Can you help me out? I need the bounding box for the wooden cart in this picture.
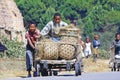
[33,25,83,76]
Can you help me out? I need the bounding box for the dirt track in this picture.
[0,58,110,79]
[3,72,120,80]
[0,58,27,79]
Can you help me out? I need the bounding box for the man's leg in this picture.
[93,54,97,63]
[26,50,33,77]
[93,48,98,63]
[3,50,7,58]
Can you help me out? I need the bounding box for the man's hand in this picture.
[95,47,98,49]
[33,33,40,39]
[25,34,30,39]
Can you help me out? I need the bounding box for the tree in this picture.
[15,0,46,29]
[15,0,120,51]
[84,18,94,38]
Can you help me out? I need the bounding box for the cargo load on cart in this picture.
[34,25,83,76]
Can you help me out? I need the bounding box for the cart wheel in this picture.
[41,61,48,76]
[41,68,48,76]
[117,63,120,71]
[66,62,71,71]
[112,62,116,71]
[33,61,40,77]
[75,61,81,76]
[53,71,58,76]
[117,68,119,71]
[36,64,40,76]
[49,70,52,76]
[111,67,116,71]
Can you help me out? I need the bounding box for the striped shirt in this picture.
[41,21,68,37]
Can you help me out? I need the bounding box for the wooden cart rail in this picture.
[39,59,76,65]
[35,41,80,47]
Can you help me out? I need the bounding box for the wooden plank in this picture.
[40,59,76,64]
[36,41,80,46]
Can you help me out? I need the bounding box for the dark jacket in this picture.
[93,39,100,48]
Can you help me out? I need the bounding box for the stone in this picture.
[0,0,26,43]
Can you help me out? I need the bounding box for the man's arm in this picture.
[110,41,116,51]
[41,21,52,36]
[61,21,68,26]
[28,37,35,49]
[98,40,101,47]
[25,33,35,49]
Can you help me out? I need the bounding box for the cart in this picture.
[33,25,83,76]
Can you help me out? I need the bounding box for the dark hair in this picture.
[86,37,91,42]
[53,13,61,19]
[115,33,120,38]
[28,21,37,28]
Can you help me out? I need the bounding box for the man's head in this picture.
[94,34,99,40]
[28,22,37,33]
[53,13,61,23]
[115,33,120,40]
[86,37,91,42]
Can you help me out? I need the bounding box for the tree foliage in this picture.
[15,0,120,51]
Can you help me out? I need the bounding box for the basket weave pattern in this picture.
[36,42,44,59]
[43,42,58,60]
[59,37,77,59]
[59,44,75,60]
[61,37,78,44]
[36,37,77,60]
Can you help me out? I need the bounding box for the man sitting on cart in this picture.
[41,13,68,41]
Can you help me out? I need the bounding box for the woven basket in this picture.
[35,42,44,59]
[36,39,58,60]
[59,44,75,60]
[58,25,80,37]
[61,37,78,44]
[59,36,77,59]
[43,42,58,60]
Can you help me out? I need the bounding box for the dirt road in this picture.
[2,72,120,80]
[0,58,110,79]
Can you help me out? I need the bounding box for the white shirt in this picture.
[84,42,92,55]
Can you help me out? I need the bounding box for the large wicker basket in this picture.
[36,39,58,60]
[59,44,75,60]
[43,42,58,60]
[35,42,44,59]
[58,36,77,60]
[58,24,80,37]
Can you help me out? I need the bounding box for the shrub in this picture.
[1,37,25,58]
[98,49,109,59]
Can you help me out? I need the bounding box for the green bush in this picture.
[1,37,26,58]
[98,49,109,59]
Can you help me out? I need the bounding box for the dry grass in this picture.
[83,58,110,73]
[0,58,110,79]
[0,58,27,78]
[0,70,27,78]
